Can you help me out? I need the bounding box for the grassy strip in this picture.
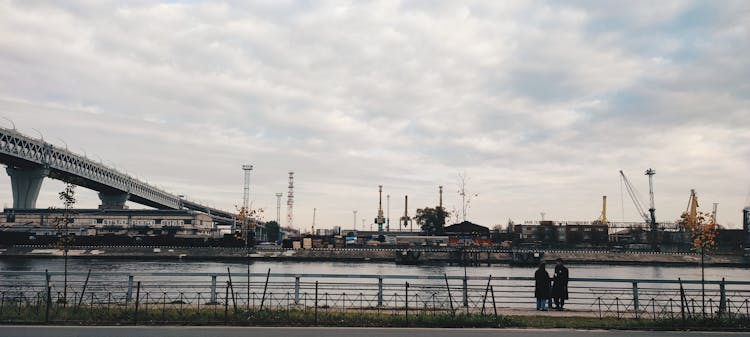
[1,305,749,330]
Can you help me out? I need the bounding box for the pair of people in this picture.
[534,258,569,311]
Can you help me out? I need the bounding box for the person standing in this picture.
[551,257,569,311]
[534,262,551,311]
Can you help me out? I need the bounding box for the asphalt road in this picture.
[1,327,749,337]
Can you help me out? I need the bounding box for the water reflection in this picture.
[0,258,747,282]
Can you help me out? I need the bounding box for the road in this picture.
[1,326,748,337]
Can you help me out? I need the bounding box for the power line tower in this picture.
[287,172,294,228]
[275,193,283,223]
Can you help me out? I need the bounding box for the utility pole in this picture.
[312,208,316,235]
[353,210,357,230]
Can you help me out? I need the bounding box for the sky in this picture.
[0,1,748,231]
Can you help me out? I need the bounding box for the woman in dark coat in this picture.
[551,258,569,310]
[534,262,551,311]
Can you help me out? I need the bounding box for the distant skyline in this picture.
[0,1,748,230]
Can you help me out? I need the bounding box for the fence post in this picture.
[462,275,469,308]
[314,281,319,326]
[134,281,141,325]
[126,275,134,304]
[378,276,383,307]
[615,297,620,319]
[679,278,686,327]
[490,285,497,320]
[405,282,409,325]
[719,277,726,316]
[260,268,270,311]
[444,274,454,316]
[632,281,639,319]
[210,275,217,304]
[294,276,300,305]
[224,282,229,325]
[227,268,237,311]
[77,269,91,309]
[481,275,491,315]
[45,269,51,323]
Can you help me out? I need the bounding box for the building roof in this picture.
[445,221,489,234]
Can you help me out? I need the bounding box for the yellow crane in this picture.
[686,189,699,228]
[596,195,607,224]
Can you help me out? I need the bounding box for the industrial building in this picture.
[0,208,247,246]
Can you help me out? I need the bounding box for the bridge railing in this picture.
[0,271,748,324]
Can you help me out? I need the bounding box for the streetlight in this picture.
[353,210,357,230]
[1,116,16,131]
[31,128,44,141]
[56,138,69,151]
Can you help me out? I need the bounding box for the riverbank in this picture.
[1,246,747,267]
[1,306,749,331]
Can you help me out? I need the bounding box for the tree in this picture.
[52,183,76,305]
[236,206,263,246]
[678,209,718,315]
[415,206,450,235]
[265,221,281,242]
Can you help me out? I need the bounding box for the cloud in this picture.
[0,1,748,229]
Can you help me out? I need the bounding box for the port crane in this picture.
[620,169,659,250]
[619,170,651,223]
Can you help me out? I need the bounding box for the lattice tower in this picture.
[287,172,294,228]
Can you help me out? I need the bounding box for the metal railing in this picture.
[0,271,748,324]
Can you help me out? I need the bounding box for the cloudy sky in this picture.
[1,1,748,231]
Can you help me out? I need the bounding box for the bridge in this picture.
[0,127,235,224]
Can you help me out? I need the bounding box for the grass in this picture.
[1,303,749,331]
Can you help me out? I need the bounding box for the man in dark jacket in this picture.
[551,258,569,310]
[534,262,551,311]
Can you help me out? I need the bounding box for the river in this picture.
[1,258,748,281]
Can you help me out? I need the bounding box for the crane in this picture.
[645,168,657,236]
[711,203,718,225]
[619,170,650,223]
[685,189,699,228]
[596,195,608,224]
[621,169,660,250]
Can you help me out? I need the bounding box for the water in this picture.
[1,258,747,282]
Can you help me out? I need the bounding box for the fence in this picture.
[1,270,748,325]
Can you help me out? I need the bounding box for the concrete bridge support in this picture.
[6,166,49,209]
[98,192,130,209]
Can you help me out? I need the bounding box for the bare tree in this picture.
[53,183,76,305]
[456,172,478,222]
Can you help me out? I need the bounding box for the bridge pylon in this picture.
[6,166,49,209]
[98,192,130,209]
